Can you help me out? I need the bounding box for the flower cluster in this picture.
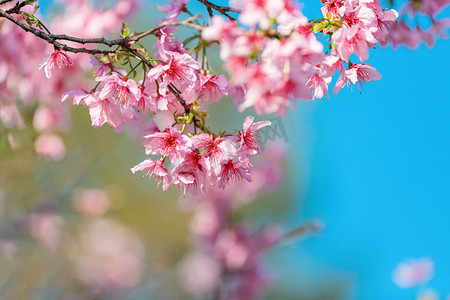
[131,116,270,193]
[202,0,398,115]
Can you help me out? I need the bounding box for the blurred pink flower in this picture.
[29,212,64,251]
[34,133,66,162]
[69,219,145,292]
[392,257,434,288]
[178,252,221,295]
[73,188,111,218]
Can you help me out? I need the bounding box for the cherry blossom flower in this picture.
[143,127,192,160]
[198,73,229,103]
[232,0,285,30]
[307,66,332,99]
[332,26,378,61]
[171,150,210,193]
[84,92,124,129]
[321,0,345,18]
[96,73,140,107]
[147,52,200,92]
[39,49,73,79]
[131,158,170,190]
[238,116,271,156]
[191,133,237,168]
[156,0,188,16]
[216,159,252,189]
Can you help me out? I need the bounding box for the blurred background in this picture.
[1,0,449,299]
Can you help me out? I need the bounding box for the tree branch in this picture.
[0,8,117,54]
[0,9,204,54]
[195,0,240,21]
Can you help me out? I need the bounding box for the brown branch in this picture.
[196,0,240,21]
[0,8,116,54]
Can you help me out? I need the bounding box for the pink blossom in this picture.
[61,89,91,105]
[340,2,378,29]
[320,0,344,18]
[201,16,239,60]
[392,257,434,288]
[171,150,209,193]
[143,127,192,160]
[307,66,332,99]
[156,15,187,60]
[156,0,188,15]
[335,62,382,93]
[138,80,169,115]
[199,73,229,103]
[216,159,252,189]
[131,158,170,190]
[84,92,124,129]
[238,116,271,156]
[147,52,200,92]
[96,73,140,107]
[232,0,285,29]
[39,49,73,79]
[192,133,237,167]
[321,49,343,78]
[332,26,377,61]
[34,133,66,162]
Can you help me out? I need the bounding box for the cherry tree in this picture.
[0,0,449,299]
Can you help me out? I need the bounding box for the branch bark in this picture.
[0,9,203,54]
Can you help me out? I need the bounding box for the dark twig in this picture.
[5,0,26,14]
[195,0,240,21]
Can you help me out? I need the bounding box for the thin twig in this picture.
[50,15,204,46]
[5,0,26,14]
[196,0,240,21]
